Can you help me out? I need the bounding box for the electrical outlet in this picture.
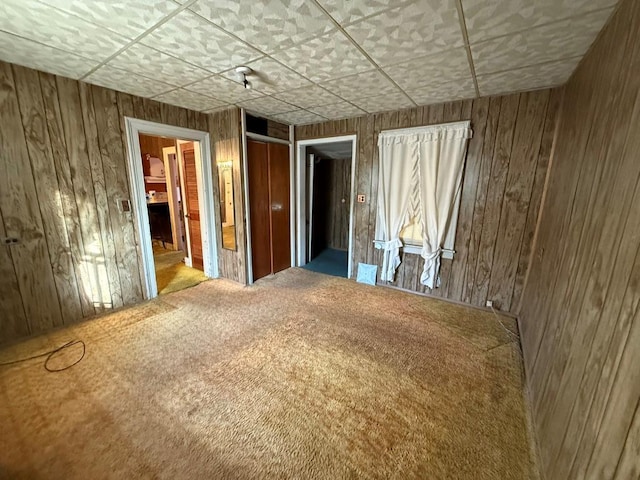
[486,300,493,308]
[357,194,366,203]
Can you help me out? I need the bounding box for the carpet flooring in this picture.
[154,248,207,295]
[0,269,535,480]
[303,248,348,278]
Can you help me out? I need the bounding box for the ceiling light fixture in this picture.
[235,66,253,89]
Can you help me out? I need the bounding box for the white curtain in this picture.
[374,138,416,282]
[417,123,471,288]
[375,121,472,287]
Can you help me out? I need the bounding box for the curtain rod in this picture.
[379,120,471,136]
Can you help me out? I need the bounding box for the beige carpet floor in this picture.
[0,268,536,480]
[154,248,207,295]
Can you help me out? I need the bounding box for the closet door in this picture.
[247,140,271,281]
[181,144,203,270]
[268,142,291,274]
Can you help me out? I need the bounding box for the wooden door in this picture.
[330,158,351,251]
[268,142,291,274]
[248,140,272,281]
[180,143,203,270]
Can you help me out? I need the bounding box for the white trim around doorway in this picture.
[124,117,219,299]
[295,135,358,279]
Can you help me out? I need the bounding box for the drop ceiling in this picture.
[0,0,618,124]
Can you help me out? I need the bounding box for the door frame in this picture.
[307,153,315,257]
[295,135,357,278]
[161,146,185,252]
[176,140,194,267]
[124,117,219,299]
[240,108,295,284]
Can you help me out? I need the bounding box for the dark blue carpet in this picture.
[302,248,348,278]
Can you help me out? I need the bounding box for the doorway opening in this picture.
[125,119,218,299]
[295,136,357,278]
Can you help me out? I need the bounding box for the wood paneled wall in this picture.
[0,60,245,344]
[296,89,561,312]
[209,107,247,284]
[518,0,640,478]
[324,158,351,251]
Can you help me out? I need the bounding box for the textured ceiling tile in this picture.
[142,10,262,73]
[154,89,228,111]
[462,0,618,44]
[274,85,342,108]
[346,0,464,66]
[472,8,614,75]
[351,91,415,113]
[319,70,399,102]
[37,0,179,39]
[108,44,212,87]
[383,47,471,90]
[238,96,296,115]
[186,75,262,104]
[0,31,98,79]
[189,0,335,53]
[0,0,130,61]
[316,0,409,25]
[309,102,367,120]
[85,65,175,97]
[406,78,477,106]
[476,58,578,96]
[271,110,327,125]
[221,57,312,95]
[271,31,373,83]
